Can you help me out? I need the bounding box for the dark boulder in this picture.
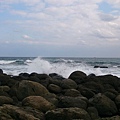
[48,84,62,94]
[19,73,29,80]
[104,91,116,100]
[0,69,3,74]
[115,95,120,109]
[0,86,10,96]
[68,71,87,84]
[0,104,42,120]
[9,80,49,101]
[58,96,87,109]
[97,75,120,91]
[94,66,108,68]
[60,79,77,89]
[64,89,81,97]
[87,107,99,120]
[0,74,17,87]
[82,81,104,93]
[29,73,51,87]
[45,107,91,120]
[0,96,13,105]
[22,96,55,112]
[49,73,64,80]
[89,93,118,117]
[78,85,95,99]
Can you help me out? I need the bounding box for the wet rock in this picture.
[0,108,13,120]
[45,107,91,120]
[97,75,120,91]
[44,93,58,106]
[82,81,104,93]
[58,96,87,109]
[0,104,41,120]
[0,69,3,74]
[34,73,51,87]
[48,84,62,93]
[49,79,62,87]
[115,95,120,109]
[0,86,10,96]
[78,85,95,99]
[87,107,99,120]
[0,96,13,105]
[22,96,55,112]
[68,71,87,84]
[9,80,49,100]
[104,91,116,100]
[49,73,64,80]
[0,74,17,87]
[96,115,120,120]
[60,79,77,89]
[29,73,51,87]
[64,89,81,97]
[19,73,29,80]
[89,93,118,117]
[94,66,108,68]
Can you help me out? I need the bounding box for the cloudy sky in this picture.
[0,0,120,57]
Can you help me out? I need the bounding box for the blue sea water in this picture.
[0,57,120,78]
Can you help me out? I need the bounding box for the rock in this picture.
[0,74,17,87]
[78,85,95,99]
[48,84,62,93]
[97,75,120,91]
[28,73,51,87]
[87,107,99,120]
[30,73,51,87]
[64,89,81,97]
[82,81,104,93]
[19,73,29,80]
[49,73,64,80]
[0,86,10,92]
[49,79,62,86]
[45,107,91,120]
[0,109,13,120]
[115,95,120,109]
[89,93,118,117]
[68,71,87,84]
[96,115,120,120]
[0,104,41,120]
[0,86,10,96]
[58,96,87,109]
[94,66,108,68]
[9,80,49,100]
[104,91,116,100]
[60,79,77,89]
[0,69,3,74]
[44,93,58,106]
[0,96,13,105]
[22,96,55,112]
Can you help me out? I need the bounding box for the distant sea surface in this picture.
[0,57,120,78]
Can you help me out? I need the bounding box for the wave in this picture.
[0,60,16,65]
[1,57,120,78]
[26,57,109,78]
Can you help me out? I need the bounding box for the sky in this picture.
[0,0,120,57]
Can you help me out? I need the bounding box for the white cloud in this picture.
[106,0,120,8]
[0,0,120,48]
[22,35,31,39]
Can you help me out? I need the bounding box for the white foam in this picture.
[26,57,117,78]
[1,57,120,78]
[0,60,15,65]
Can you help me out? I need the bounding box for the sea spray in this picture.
[0,57,120,77]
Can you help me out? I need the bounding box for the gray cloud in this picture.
[0,0,120,55]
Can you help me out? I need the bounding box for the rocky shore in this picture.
[1,69,120,120]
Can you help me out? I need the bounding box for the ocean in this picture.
[0,57,120,78]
